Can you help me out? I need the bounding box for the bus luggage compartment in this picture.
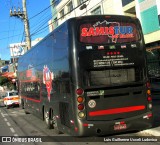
[85,84,147,121]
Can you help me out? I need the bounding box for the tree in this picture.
[0,76,14,90]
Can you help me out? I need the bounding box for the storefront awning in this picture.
[1,72,16,79]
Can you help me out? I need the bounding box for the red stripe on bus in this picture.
[20,79,41,83]
[22,96,41,103]
[89,105,145,117]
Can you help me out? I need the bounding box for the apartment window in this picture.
[78,0,86,5]
[52,0,61,7]
[91,6,101,15]
[59,9,64,19]
[67,1,73,13]
[54,17,58,26]
[122,0,134,7]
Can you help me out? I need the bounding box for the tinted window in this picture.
[89,68,135,86]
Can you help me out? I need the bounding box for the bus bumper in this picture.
[75,112,152,136]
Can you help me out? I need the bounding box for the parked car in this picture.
[3,91,20,109]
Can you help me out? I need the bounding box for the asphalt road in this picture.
[0,102,159,145]
[152,99,160,128]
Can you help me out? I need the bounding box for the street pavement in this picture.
[0,93,160,138]
[0,100,160,145]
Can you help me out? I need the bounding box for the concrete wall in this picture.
[135,0,160,44]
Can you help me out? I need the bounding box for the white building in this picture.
[9,38,43,59]
[9,38,43,73]
[49,0,124,31]
[122,0,160,49]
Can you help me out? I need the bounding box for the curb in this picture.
[139,128,160,136]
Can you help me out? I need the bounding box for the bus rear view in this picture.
[70,15,152,136]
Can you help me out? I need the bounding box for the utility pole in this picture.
[10,0,31,50]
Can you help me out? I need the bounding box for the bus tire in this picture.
[44,108,53,129]
[52,115,62,134]
[25,110,30,114]
[21,99,24,109]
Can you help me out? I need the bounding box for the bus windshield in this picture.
[79,19,140,44]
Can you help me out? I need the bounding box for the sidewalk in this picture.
[139,127,160,136]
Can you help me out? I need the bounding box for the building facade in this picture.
[49,0,160,49]
[123,0,160,49]
[9,38,42,63]
[136,0,160,43]
[8,38,42,74]
[0,59,10,73]
[49,0,124,31]
[49,0,61,32]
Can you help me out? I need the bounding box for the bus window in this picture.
[89,68,135,86]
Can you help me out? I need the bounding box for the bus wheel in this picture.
[52,115,62,134]
[25,110,30,114]
[21,99,24,109]
[44,108,52,129]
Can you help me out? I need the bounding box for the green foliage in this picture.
[0,76,14,90]
[0,76,8,85]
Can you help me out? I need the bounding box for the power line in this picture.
[0,0,95,42]
[7,16,11,48]
[31,0,107,37]
[0,3,52,42]
[30,13,52,32]
[10,18,17,43]
[20,29,25,43]
[0,33,23,41]
[19,3,53,45]
[0,29,23,33]
[30,14,52,36]
[29,4,53,20]
[31,27,49,37]
[30,0,89,37]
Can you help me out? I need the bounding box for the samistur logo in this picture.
[81,20,134,43]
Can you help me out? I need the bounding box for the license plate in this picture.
[114,124,127,130]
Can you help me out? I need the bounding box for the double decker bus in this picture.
[17,15,152,136]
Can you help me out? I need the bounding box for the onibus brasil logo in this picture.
[81,20,134,43]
